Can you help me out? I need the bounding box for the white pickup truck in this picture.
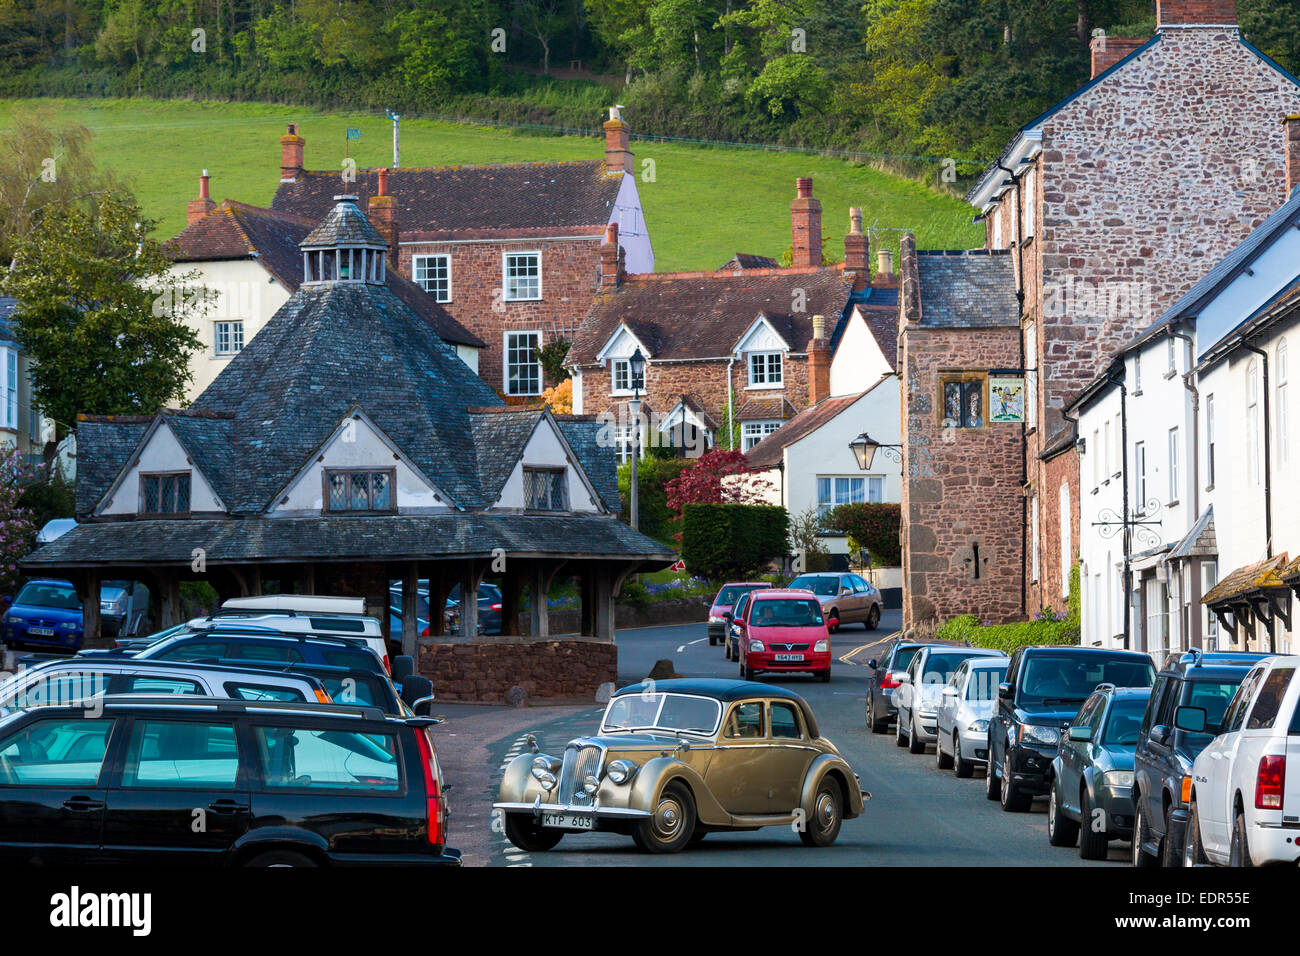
[1183,655,1300,866]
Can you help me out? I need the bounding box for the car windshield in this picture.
[1020,656,1154,704]
[789,576,839,596]
[966,664,1009,700]
[748,599,824,628]
[601,693,722,735]
[1180,679,1242,753]
[1101,697,1147,745]
[716,585,758,606]
[13,582,80,611]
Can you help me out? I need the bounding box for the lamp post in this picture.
[849,432,902,470]
[628,348,646,531]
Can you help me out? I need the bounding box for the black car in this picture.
[724,591,757,662]
[1048,684,1150,859]
[865,641,938,734]
[0,696,459,866]
[987,646,1155,812]
[1131,649,1269,867]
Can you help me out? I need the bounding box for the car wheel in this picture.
[1048,777,1079,847]
[1078,787,1110,860]
[244,850,318,867]
[828,609,839,634]
[868,693,888,734]
[818,669,831,683]
[741,661,755,681]
[866,605,880,631]
[632,780,696,854]
[1160,804,1183,868]
[504,814,565,852]
[1228,809,1252,867]
[936,733,953,770]
[799,776,844,847]
[908,714,925,754]
[985,740,1002,800]
[1132,800,1158,868]
[895,710,909,748]
[1183,801,1208,867]
[708,635,717,646]
[954,734,973,778]
[999,753,1031,812]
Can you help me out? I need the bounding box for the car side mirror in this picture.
[1067,726,1092,742]
[997,682,1013,700]
[1173,706,1208,734]
[723,612,733,622]
[897,673,911,684]
[840,587,851,595]
[411,695,436,717]
[866,659,878,670]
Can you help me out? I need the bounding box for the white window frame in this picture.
[413,254,452,302]
[1112,413,1122,477]
[610,357,644,396]
[1247,357,1260,486]
[1023,167,1036,240]
[1205,393,1216,488]
[504,330,543,397]
[1,348,16,431]
[1024,322,1037,428]
[502,251,542,302]
[746,351,784,389]
[1202,560,1219,648]
[1091,428,1100,489]
[213,320,245,357]
[816,475,883,517]
[1134,441,1147,513]
[1059,483,1071,599]
[1030,495,1039,583]
[1167,426,1180,503]
[741,420,781,451]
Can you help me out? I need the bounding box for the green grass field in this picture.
[1,97,982,271]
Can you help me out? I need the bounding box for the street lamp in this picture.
[849,432,902,470]
[628,348,646,531]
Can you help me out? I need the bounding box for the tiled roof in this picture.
[1202,553,1290,606]
[272,162,620,239]
[555,416,622,513]
[736,397,796,422]
[745,389,874,469]
[74,418,151,515]
[570,268,854,364]
[164,201,483,348]
[1168,507,1217,561]
[471,409,544,506]
[915,251,1020,328]
[23,513,674,568]
[719,253,781,272]
[300,197,387,248]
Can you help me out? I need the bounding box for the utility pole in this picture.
[386,110,401,168]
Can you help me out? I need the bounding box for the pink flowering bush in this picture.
[0,448,37,597]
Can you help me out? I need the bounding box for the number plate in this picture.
[542,812,594,830]
[774,653,804,662]
[28,627,54,637]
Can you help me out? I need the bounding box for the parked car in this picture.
[209,658,432,717]
[786,572,882,632]
[1131,649,1268,867]
[865,640,939,734]
[494,678,867,853]
[0,696,459,865]
[896,645,1006,754]
[724,590,757,662]
[1183,655,1300,866]
[1048,684,1150,859]
[0,657,331,714]
[390,581,502,637]
[936,656,1010,776]
[707,582,771,646]
[736,590,832,682]
[92,625,388,676]
[987,646,1155,812]
[1,578,151,650]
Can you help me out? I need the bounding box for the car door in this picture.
[1059,696,1097,814]
[938,661,967,741]
[1202,667,1262,853]
[100,716,251,865]
[897,650,922,726]
[0,714,118,864]
[991,649,1023,767]
[766,701,818,813]
[1133,675,1169,828]
[709,701,772,815]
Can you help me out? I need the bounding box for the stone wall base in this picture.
[418,639,617,703]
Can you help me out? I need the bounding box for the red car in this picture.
[706,581,772,646]
[736,589,832,683]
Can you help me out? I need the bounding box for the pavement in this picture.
[432,611,1129,866]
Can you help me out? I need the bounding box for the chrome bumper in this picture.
[493,799,651,820]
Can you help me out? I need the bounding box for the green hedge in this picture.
[935,565,1082,653]
[824,502,901,566]
[681,503,789,581]
[617,455,690,545]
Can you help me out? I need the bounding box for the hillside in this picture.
[0,98,982,273]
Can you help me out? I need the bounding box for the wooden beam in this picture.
[401,561,419,658]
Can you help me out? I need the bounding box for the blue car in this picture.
[1,579,85,649]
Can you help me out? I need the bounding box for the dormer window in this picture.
[141,472,192,516]
[325,468,395,513]
[523,467,568,511]
[748,351,783,388]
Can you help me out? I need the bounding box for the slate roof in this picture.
[1168,507,1217,561]
[22,513,674,568]
[272,163,621,239]
[915,251,1020,328]
[745,389,874,469]
[300,197,387,248]
[554,415,621,513]
[736,397,796,422]
[165,201,484,348]
[570,268,854,365]
[74,418,151,515]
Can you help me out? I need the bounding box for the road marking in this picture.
[839,631,899,666]
[676,637,709,652]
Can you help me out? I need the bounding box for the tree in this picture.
[788,505,830,572]
[2,190,204,434]
[0,448,37,598]
[519,0,564,73]
[541,378,573,414]
[663,448,775,538]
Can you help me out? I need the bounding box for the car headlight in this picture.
[1020,724,1060,746]
[1104,770,1134,790]
[708,615,725,623]
[582,774,600,796]
[967,719,989,733]
[531,755,558,790]
[607,760,637,785]
[814,639,829,653]
[60,621,77,629]
[8,617,22,624]
[748,639,764,652]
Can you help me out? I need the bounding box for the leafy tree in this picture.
[0,449,37,598]
[2,190,204,434]
[663,448,774,538]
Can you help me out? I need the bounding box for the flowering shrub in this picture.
[0,449,38,597]
[664,449,775,542]
[541,378,572,415]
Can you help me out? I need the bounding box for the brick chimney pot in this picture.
[791,178,823,269]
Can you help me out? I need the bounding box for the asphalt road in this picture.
[477,614,1131,867]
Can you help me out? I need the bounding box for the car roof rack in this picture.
[91,694,390,721]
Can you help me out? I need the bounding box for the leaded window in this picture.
[142,473,192,515]
[941,377,984,429]
[523,467,568,511]
[325,469,394,513]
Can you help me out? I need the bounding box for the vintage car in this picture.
[494,678,868,853]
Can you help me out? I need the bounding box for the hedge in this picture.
[934,565,1083,653]
[681,503,789,581]
[824,502,901,566]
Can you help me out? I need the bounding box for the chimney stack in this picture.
[791,177,822,268]
[899,234,922,327]
[1156,0,1236,28]
[1284,115,1300,200]
[280,123,306,182]
[1089,35,1146,78]
[368,168,400,265]
[877,248,894,278]
[603,107,633,175]
[600,221,621,288]
[844,207,870,292]
[806,313,831,406]
[187,169,216,226]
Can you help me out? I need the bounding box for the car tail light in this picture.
[414,727,444,846]
[1255,755,1285,810]
[421,625,430,637]
[881,672,901,690]
[383,654,391,674]
[490,603,502,612]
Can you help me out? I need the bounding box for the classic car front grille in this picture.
[558,744,603,806]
